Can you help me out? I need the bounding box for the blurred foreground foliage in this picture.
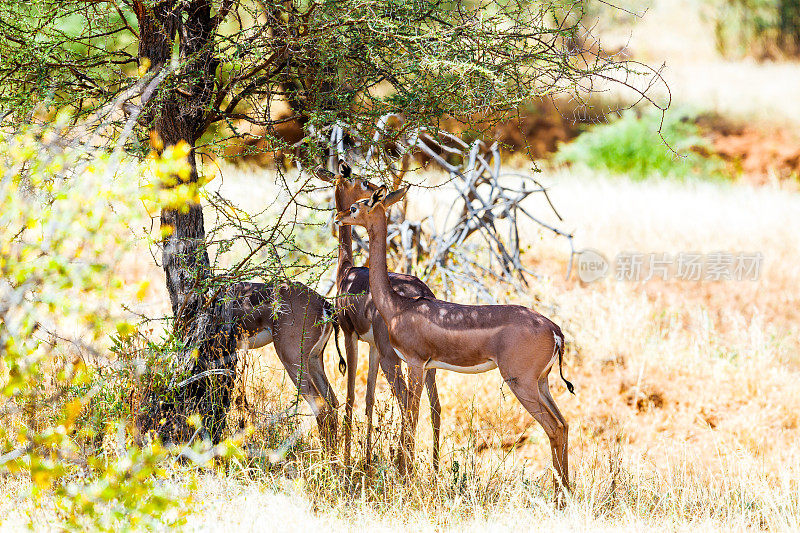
[0,123,221,530]
[554,108,724,181]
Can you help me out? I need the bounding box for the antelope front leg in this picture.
[401,363,426,476]
[343,332,358,468]
[425,369,441,472]
[376,334,409,473]
[364,345,380,468]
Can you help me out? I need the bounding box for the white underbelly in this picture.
[242,328,273,350]
[392,347,497,375]
[358,325,375,346]
[425,359,498,374]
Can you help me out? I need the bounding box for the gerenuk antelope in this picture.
[336,187,575,498]
[315,162,441,473]
[229,281,341,452]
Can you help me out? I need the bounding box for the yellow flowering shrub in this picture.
[0,125,196,530]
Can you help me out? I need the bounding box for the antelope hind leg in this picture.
[505,377,569,506]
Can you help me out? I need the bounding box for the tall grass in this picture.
[3,161,798,530]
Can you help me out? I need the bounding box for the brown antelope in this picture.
[336,187,574,497]
[314,163,441,472]
[229,281,341,452]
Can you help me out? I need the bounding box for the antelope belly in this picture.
[425,359,498,374]
[358,325,375,345]
[246,328,273,349]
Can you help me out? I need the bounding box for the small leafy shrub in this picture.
[555,109,724,181]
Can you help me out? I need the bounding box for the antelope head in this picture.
[315,160,385,209]
[336,186,407,228]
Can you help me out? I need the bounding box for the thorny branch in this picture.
[310,116,576,302]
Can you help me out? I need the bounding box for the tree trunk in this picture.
[133,1,236,443]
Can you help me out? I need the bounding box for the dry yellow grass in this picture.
[174,166,800,530]
[2,162,798,531]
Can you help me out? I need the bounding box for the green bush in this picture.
[554,109,724,181]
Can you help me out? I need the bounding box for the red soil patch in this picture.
[697,115,800,185]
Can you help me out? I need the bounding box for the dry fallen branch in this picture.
[308,117,575,301]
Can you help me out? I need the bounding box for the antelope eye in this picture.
[350,205,357,213]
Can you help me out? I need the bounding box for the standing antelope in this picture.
[336,187,574,497]
[314,163,441,472]
[230,281,341,452]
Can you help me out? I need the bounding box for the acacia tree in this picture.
[0,0,662,441]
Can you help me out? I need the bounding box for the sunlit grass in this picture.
[152,166,800,529]
[3,160,798,530]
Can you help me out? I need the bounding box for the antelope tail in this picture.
[333,317,345,376]
[322,299,346,376]
[554,330,575,394]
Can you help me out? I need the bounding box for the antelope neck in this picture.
[336,222,355,287]
[365,209,403,320]
[335,192,355,288]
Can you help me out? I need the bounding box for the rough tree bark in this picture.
[133,1,236,443]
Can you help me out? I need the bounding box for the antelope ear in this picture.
[382,187,408,208]
[313,167,335,183]
[368,186,388,207]
[338,160,352,178]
